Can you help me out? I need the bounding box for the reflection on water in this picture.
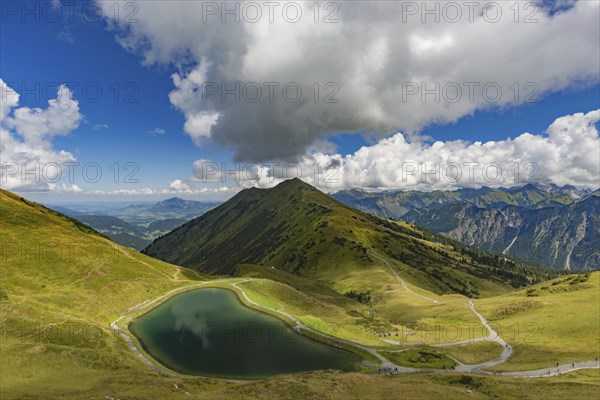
[171,303,211,349]
[131,288,361,378]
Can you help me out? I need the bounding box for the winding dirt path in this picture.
[110,315,173,375]
[368,250,440,304]
[498,361,600,378]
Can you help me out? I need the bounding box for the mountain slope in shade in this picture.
[334,185,599,270]
[414,194,600,271]
[144,179,555,298]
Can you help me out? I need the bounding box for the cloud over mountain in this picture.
[191,109,600,191]
[100,1,599,161]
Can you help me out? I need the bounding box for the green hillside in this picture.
[476,272,600,371]
[144,179,554,299]
[0,189,210,398]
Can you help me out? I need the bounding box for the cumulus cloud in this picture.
[169,179,190,191]
[1,79,20,120]
[4,84,81,143]
[191,109,600,191]
[99,0,600,162]
[0,79,83,192]
[49,183,83,193]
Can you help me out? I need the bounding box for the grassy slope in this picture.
[440,341,505,365]
[191,370,600,400]
[0,189,225,398]
[234,265,383,345]
[235,265,482,346]
[475,272,600,371]
[381,348,457,369]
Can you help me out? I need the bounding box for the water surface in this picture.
[130,288,361,378]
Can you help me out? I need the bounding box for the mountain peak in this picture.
[161,197,185,203]
[277,177,314,189]
[235,178,318,200]
[148,197,196,212]
[512,183,543,192]
[251,178,319,195]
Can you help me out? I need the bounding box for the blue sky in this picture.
[1,1,599,202]
[2,6,227,193]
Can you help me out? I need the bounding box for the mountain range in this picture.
[333,184,599,270]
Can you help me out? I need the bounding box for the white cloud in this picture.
[93,123,109,130]
[99,0,600,162]
[0,79,83,192]
[182,112,219,145]
[147,127,166,136]
[192,109,600,191]
[409,34,454,56]
[49,183,83,192]
[317,109,600,191]
[89,186,237,196]
[169,179,190,191]
[4,83,81,143]
[0,79,20,120]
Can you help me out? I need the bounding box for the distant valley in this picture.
[47,197,219,249]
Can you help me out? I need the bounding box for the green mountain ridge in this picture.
[144,179,556,298]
